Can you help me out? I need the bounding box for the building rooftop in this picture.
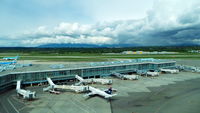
[0,58,175,76]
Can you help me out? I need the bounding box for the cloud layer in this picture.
[3,0,200,47]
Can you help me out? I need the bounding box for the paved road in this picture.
[111,78,200,113]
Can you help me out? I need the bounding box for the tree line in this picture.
[0,46,199,54]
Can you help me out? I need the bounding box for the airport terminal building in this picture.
[0,58,176,92]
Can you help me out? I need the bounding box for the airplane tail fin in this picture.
[105,87,113,94]
[47,77,55,86]
[16,80,21,90]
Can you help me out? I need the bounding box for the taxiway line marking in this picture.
[69,97,90,113]
[72,95,97,113]
[7,98,19,113]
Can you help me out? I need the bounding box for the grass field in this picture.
[0,52,200,62]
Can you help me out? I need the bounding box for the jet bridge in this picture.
[16,80,36,100]
[160,68,179,74]
[43,77,89,93]
[176,65,200,72]
[75,75,112,85]
[111,72,139,80]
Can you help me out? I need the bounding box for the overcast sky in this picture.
[0,0,200,47]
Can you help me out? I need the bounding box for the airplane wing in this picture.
[111,88,117,92]
[103,89,108,92]
[83,92,97,97]
[105,94,117,98]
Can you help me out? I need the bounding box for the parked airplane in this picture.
[84,86,117,99]
[146,71,159,76]
[0,60,17,65]
[16,80,36,99]
[75,75,112,85]
[43,77,89,93]
[111,72,139,80]
[160,68,179,74]
[3,56,19,60]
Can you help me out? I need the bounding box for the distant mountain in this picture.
[38,43,139,48]
[173,43,200,47]
[38,43,200,48]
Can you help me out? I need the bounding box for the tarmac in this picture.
[1,71,200,113]
[111,73,200,113]
[176,59,200,67]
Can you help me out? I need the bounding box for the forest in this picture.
[0,46,199,54]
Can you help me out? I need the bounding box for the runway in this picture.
[111,78,200,113]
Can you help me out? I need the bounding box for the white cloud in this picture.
[5,0,200,46]
[54,22,92,35]
[22,35,116,46]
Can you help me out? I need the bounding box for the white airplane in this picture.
[84,86,117,99]
[146,71,159,76]
[43,77,89,93]
[16,80,36,99]
[160,68,179,74]
[75,75,112,85]
[112,72,139,80]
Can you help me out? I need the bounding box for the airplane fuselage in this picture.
[88,86,116,98]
